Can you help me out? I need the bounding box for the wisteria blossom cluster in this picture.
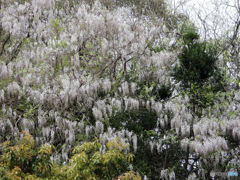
[0,0,239,179]
[0,0,171,159]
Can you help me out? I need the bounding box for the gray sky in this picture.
[168,0,237,39]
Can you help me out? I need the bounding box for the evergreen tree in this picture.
[172,24,225,109]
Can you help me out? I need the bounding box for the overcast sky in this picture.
[167,0,238,39]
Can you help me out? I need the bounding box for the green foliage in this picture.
[173,26,218,88]
[136,80,172,101]
[20,103,38,121]
[132,133,188,179]
[63,138,134,180]
[0,132,54,179]
[115,171,141,180]
[51,18,63,38]
[0,78,12,90]
[153,84,172,101]
[148,42,166,53]
[172,24,226,108]
[0,133,135,180]
[182,25,199,44]
[109,108,188,178]
[109,108,158,134]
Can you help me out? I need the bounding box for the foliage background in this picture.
[0,0,239,179]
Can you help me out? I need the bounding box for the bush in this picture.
[0,131,54,179]
[0,132,136,179]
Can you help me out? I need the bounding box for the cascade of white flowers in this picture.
[1,0,240,179]
[0,0,172,160]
